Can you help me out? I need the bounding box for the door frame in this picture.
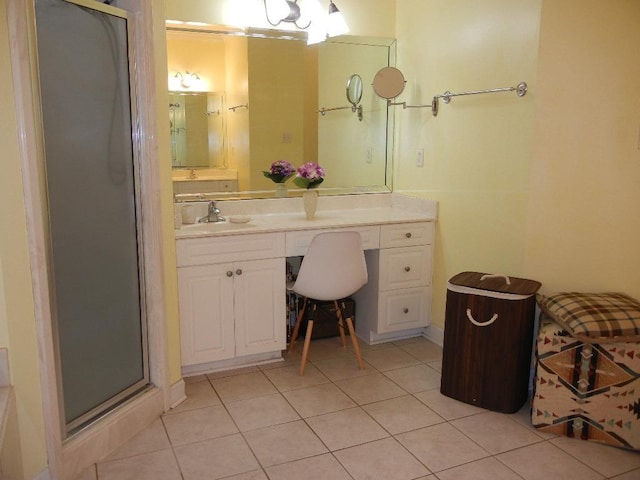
[6,0,171,477]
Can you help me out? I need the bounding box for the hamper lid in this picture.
[448,272,541,297]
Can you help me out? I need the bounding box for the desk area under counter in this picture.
[175,193,437,376]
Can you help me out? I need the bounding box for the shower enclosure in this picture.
[34,0,148,435]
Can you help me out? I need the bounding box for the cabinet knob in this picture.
[403,308,409,314]
[236,269,243,276]
[404,266,411,272]
[226,271,233,277]
[405,232,412,238]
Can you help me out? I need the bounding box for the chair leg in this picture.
[342,301,364,369]
[288,297,307,353]
[334,300,348,347]
[300,304,316,375]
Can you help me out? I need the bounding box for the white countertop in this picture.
[175,193,437,240]
[173,174,238,182]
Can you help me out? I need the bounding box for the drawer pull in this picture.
[226,271,233,277]
[236,269,243,276]
[466,308,498,327]
[403,308,409,314]
[405,232,412,238]
[404,266,411,272]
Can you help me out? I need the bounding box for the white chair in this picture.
[287,231,367,375]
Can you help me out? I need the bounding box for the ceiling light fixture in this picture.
[174,71,200,89]
[326,1,349,37]
[263,0,348,42]
[264,0,310,29]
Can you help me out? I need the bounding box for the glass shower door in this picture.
[35,0,148,434]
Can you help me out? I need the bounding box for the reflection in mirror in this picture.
[346,74,363,107]
[169,91,226,169]
[372,66,406,100]
[167,26,396,199]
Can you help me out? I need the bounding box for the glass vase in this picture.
[303,190,318,220]
[275,183,288,198]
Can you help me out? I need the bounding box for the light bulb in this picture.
[327,1,349,37]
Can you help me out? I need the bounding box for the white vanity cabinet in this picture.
[173,179,239,195]
[176,233,286,372]
[354,222,435,344]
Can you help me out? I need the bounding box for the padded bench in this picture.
[531,292,640,451]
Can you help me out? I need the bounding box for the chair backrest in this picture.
[292,231,368,301]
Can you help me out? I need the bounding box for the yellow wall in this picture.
[248,37,307,191]
[523,0,640,297]
[394,0,640,330]
[3,0,637,476]
[0,1,48,477]
[394,0,542,327]
[224,36,251,190]
[166,32,226,93]
[318,41,391,188]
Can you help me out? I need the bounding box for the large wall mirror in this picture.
[167,24,396,199]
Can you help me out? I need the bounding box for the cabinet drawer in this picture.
[379,245,432,290]
[176,232,285,267]
[217,180,238,192]
[285,225,380,257]
[380,222,434,248]
[378,287,431,333]
[173,179,239,194]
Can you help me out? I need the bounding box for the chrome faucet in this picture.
[199,201,224,223]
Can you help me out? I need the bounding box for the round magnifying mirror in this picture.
[372,67,406,99]
[346,74,363,107]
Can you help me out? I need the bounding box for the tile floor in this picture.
[82,337,640,480]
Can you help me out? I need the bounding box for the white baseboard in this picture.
[423,324,444,346]
[169,379,186,409]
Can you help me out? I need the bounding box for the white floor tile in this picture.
[396,422,490,472]
[362,395,444,434]
[283,383,356,418]
[265,453,352,480]
[243,420,328,467]
[82,339,636,480]
[497,442,604,480]
[305,407,389,451]
[334,437,431,480]
[174,434,260,480]
[452,411,543,454]
[550,436,640,478]
[97,449,182,480]
[226,392,300,431]
[162,405,238,446]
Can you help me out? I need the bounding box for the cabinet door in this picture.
[233,258,286,357]
[178,264,235,365]
[378,286,431,333]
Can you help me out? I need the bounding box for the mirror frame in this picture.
[346,74,363,107]
[372,66,406,100]
[167,24,398,200]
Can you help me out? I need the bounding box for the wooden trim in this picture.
[6,0,172,477]
[7,0,64,475]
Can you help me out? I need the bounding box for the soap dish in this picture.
[229,215,251,224]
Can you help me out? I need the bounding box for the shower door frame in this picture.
[36,0,151,436]
[7,0,172,477]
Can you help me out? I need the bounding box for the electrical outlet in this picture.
[282,133,292,144]
[416,148,424,167]
[366,146,373,163]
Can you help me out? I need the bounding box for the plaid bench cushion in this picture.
[537,292,640,344]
